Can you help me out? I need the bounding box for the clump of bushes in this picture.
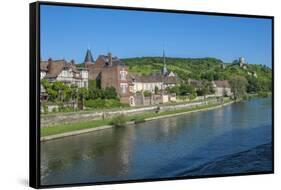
[133,116,146,124]
[85,99,128,109]
[257,91,269,98]
[85,98,105,108]
[188,93,197,100]
[242,94,249,100]
[58,106,75,112]
[52,107,57,112]
[143,90,152,97]
[111,114,127,127]
[42,103,48,114]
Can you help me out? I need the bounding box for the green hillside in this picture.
[122,57,272,93]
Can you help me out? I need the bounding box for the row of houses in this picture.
[40,49,232,107]
[187,79,232,97]
[40,49,178,106]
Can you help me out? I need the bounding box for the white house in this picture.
[40,59,89,88]
[130,73,177,93]
[212,80,232,97]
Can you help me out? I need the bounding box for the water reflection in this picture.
[41,97,272,185]
[41,127,137,183]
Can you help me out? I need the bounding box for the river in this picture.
[41,97,273,186]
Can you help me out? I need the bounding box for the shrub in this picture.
[42,104,48,113]
[258,91,268,98]
[104,99,123,108]
[85,98,104,109]
[188,93,197,100]
[111,114,127,127]
[85,99,128,109]
[59,106,74,112]
[143,90,152,97]
[133,116,146,124]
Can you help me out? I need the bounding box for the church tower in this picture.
[84,48,94,65]
[162,49,168,76]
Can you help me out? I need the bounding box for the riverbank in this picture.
[41,99,234,142]
[40,97,220,127]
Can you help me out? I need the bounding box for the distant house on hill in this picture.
[239,57,246,67]
[40,59,89,88]
[212,80,232,97]
[232,57,247,68]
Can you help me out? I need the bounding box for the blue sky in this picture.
[40,5,272,66]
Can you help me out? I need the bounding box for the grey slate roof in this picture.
[99,55,125,67]
[130,73,177,84]
[84,49,94,63]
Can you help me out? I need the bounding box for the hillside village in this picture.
[40,49,271,112]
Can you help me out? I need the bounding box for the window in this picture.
[130,97,134,105]
[120,83,128,94]
[129,86,133,92]
[120,69,127,80]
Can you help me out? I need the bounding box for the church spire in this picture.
[84,48,94,64]
[162,48,168,75]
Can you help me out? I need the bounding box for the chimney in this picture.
[108,52,112,66]
[47,58,52,71]
[48,58,52,64]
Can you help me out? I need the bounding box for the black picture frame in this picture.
[30,1,274,188]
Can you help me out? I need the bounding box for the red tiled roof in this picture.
[41,59,85,79]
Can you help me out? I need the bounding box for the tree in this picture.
[179,83,195,96]
[41,79,51,89]
[103,87,118,99]
[52,81,65,102]
[69,84,78,109]
[201,71,214,81]
[59,84,72,103]
[46,88,58,102]
[247,77,258,93]
[154,86,159,94]
[229,75,248,100]
[88,80,97,90]
[167,86,179,95]
[196,80,213,99]
[78,87,88,109]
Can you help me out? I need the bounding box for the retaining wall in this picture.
[41,99,218,127]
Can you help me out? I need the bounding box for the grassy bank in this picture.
[41,99,232,138]
[41,119,112,137]
[130,99,232,121]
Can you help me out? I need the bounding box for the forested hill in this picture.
[121,57,272,91]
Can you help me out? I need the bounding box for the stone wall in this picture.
[41,99,218,127]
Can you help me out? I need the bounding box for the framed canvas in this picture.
[30,1,274,188]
